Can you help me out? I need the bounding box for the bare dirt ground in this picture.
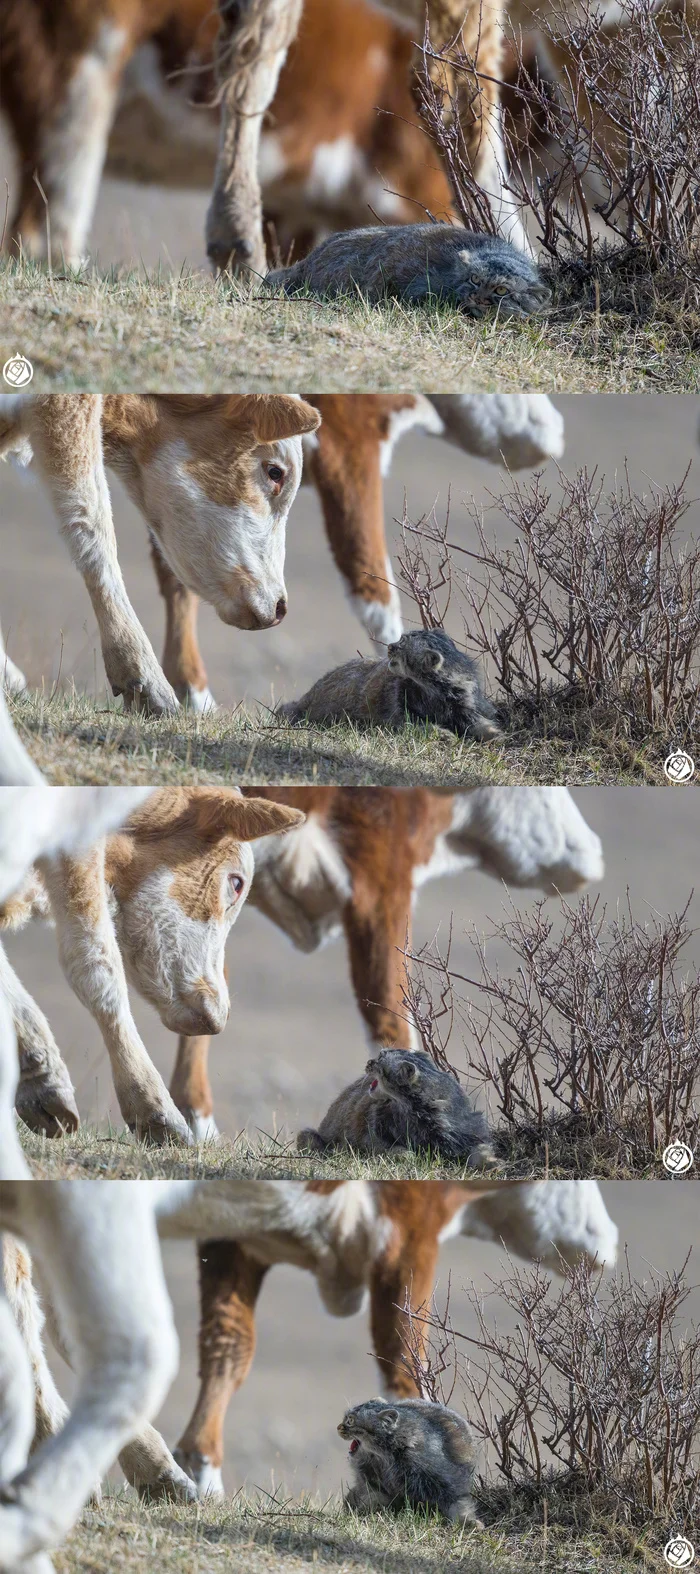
[38,1183,697,1508]
[1,394,699,787]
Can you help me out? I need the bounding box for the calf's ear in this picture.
[193,790,306,842]
[230,395,321,443]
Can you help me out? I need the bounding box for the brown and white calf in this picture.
[0,393,320,714]
[150,390,565,707]
[1,1177,618,1552]
[8,784,602,1144]
[3,787,304,1147]
[161,784,603,1138]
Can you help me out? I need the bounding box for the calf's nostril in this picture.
[275,598,287,623]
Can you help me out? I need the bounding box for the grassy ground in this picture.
[1,255,699,393]
[54,1487,666,1574]
[20,1121,669,1180]
[7,689,672,786]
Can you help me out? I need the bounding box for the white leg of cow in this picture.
[446,786,604,893]
[1,1239,70,1449]
[0,1253,35,1481]
[117,1427,199,1504]
[0,690,43,787]
[206,0,303,275]
[429,394,565,468]
[0,988,31,1181]
[26,400,178,716]
[39,847,193,1146]
[479,107,532,256]
[0,943,80,1137]
[0,1184,178,1570]
[0,626,26,700]
[37,27,127,265]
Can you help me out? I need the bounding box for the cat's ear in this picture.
[381,1409,400,1431]
[421,648,444,672]
[400,1059,421,1084]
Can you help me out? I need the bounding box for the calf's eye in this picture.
[229,873,245,897]
[266,464,285,484]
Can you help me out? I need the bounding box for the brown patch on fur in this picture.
[101,395,319,486]
[104,788,305,922]
[150,540,208,695]
[177,1242,270,1469]
[51,849,105,927]
[0,872,50,930]
[305,395,417,609]
[170,1035,213,1118]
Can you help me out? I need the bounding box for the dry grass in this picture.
[6,687,666,787]
[1,255,698,393]
[54,1485,660,1574]
[19,1119,668,1181]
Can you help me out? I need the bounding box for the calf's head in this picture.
[111,394,321,629]
[104,788,305,1034]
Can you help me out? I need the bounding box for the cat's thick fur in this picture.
[297,1048,496,1164]
[265,225,549,317]
[338,1396,481,1523]
[279,629,501,738]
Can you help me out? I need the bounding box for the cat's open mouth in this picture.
[369,1078,379,1092]
[349,1439,360,1456]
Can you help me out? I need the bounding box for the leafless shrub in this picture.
[397,468,700,744]
[416,0,700,280]
[399,1253,700,1530]
[401,893,700,1168]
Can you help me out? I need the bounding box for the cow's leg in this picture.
[206,0,304,275]
[308,396,403,648]
[0,1184,178,1569]
[341,872,416,1051]
[0,982,31,1180]
[0,941,80,1137]
[39,846,193,1146]
[174,1243,269,1496]
[170,1037,219,1141]
[1,1238,69,1449]
[150,542,216,713]
[369,1226,440,1396]
[0,687,42,788]
[26,398,178,716]
[2,15,130,264]
[386,0,529,251]
[0,625,26,699]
